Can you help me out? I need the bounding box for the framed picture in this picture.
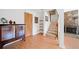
[45,16,48,21]
[35,17,38,23]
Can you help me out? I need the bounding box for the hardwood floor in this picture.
[65,36,79,49]
[3,34,59,49]
[64,33,79,49]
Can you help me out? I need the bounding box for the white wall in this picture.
[25,9,43,35]
[0,9,25,24]
[51,14,58,22]
[43,10,50,35]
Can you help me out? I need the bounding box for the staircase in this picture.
[46,21,58,38]
[46,10,58,38]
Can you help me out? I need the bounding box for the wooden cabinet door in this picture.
[24,13,32,37]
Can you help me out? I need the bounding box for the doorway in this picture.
[24,13,32,37]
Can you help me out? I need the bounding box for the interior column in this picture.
[57,9,65,48]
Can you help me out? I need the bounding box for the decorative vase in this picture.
[9,20,12,24]
[13,21,16,24]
